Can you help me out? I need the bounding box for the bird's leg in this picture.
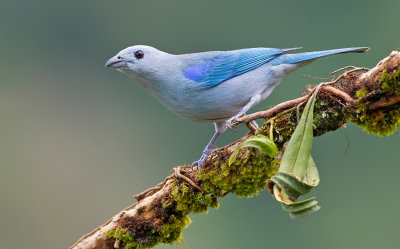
[227,94,261,129]
[191,132,221,170]
[191,122,227,170]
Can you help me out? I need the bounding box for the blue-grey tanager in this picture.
[106,45,369,169]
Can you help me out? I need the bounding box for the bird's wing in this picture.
[183,48,295,87]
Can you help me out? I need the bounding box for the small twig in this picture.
[330,66,358,75]
[302,74,333,80]
[174,167,205,193]
[328,67,370,85]
[330,66,369,75]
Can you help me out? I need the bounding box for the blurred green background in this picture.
[1,0,399,248]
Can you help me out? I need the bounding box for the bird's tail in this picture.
[283,47,369,64]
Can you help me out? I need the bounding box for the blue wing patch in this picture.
[184,48,286,87]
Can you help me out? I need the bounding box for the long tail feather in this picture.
[286,47,369,64]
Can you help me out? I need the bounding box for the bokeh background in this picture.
[1,0,399,248]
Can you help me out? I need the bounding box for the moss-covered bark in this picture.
[348,68,400,135]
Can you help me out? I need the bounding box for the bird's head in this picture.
[105,45,167,77]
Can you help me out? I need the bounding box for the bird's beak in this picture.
[105,56,127,68]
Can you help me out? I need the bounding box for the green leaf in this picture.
[303,156,320,186]
[279,91,318,179]
[281,197,320,218]
[228,135,278,166]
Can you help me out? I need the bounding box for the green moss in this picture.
[313,98,346,136]
[379,69,400,94]
[159,214,190,244]
[269,111,297,146]
[351,106,400,136]
[351,69,400,136]
[106,213,191,249]
[198,150,279,198]
[146,213,191,247]
[355,86,369,98]
[106,228,138,249]
[170,182,219,214]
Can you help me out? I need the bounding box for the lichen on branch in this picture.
[71,51,400,249]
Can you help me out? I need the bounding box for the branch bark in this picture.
[71,51,400,249]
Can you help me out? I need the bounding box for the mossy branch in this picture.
[71,51,400,249]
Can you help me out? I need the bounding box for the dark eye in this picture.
[135,50,144,59]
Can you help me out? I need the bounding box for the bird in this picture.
[106,45,369,169]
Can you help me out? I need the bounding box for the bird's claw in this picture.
[191,148,213,170]
[226,114,244,130]
[191,155,207,170]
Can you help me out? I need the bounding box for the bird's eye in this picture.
[135,50,144,59]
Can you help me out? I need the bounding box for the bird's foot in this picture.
[227,113,244,130]
[191,148,214,170]
[191,158,206,171]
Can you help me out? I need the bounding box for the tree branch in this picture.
[71,51,400,249]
